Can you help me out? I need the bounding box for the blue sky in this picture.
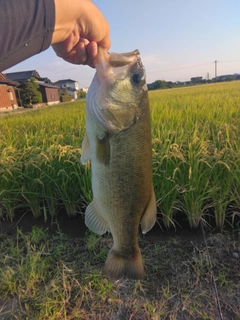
[5,0,240,87]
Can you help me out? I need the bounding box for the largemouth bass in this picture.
[81,48,156,280]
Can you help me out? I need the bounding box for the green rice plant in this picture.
[20,148,45,218]
[208,157,235,229]
[152,145,182,229]
[181,130,213,227]
[150,82,240,227]
[154,169,180,229]
[0,147,23,220]
[175,160,213,228]
[229,158,240,226]
[39,148,61,220]
[51,145,90,217]
[1,83,240,227]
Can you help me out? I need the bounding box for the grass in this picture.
[0,224,239,319]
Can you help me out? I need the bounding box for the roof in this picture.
[54,79,78,84]
[36,81,59,89]
[4,70,41,82]
[0,72,18,86]
[0,73,5,81]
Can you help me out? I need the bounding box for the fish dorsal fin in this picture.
[85,200,110,235]
[141,186,157,234]
[81,135,91,164]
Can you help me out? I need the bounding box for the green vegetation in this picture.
[19,77,42,106]
[0,101,91,222]
[147,79,180,90]
[77,90,87,99]
[150,82,240,229]
[60,94,73,102]
[147,77,240,90]
[1,82,240,229]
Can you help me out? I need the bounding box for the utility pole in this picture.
[215,60,217,82]
[206,72,209,83]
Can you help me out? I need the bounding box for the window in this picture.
[7,89,14,101]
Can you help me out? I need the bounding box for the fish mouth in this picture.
[108,50,141,81]
[89,48,146,133]
[108,50,140,67]
[95,48,143,81]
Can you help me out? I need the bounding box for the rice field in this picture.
[1,81,240,229]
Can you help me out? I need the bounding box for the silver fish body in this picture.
[81,48,156,280]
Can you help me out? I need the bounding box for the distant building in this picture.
[81,87,89,93]
[54,79,79,99]
[0,73,19,110]
[191,77,203,83]
[4,70,60,105]
[214,74,240,82]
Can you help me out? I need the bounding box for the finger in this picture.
[80,38,90,46]
[97,37,111,53]
[63,42,87,64]
[77,42,87,63]
[81,42,97,68]
[87,41,98,59]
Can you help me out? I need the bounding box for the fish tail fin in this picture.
[103,248,144,280]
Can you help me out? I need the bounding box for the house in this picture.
[0,73,19,110]
[81,87,89,93]
[5,70,41,83]
[36,81,60,105]
[54,79,79,99]
[4,70,60,105]
[214,74,240,82]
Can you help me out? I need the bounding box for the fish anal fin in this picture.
[81,135,91,164]
[85,200,110,235]
[141,185,157,234]
[103,248,144,280]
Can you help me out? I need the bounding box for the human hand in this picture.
[51,0,111,68]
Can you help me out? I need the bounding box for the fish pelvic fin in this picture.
[141,185,157,234]
[85,200,110,235]
[103,248,144,280]
[81,135,91,164]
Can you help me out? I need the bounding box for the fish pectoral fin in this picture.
[81,134,91,164]
[85,200,110,235]
[140,185,157,234]
[96,133,110,165]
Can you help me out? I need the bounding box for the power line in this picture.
[147,62,212,74]
[146,59,240,75]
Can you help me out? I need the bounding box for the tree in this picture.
[19,77,42,106]
[77,90,86,99]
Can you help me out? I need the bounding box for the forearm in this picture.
[0,0,55,72]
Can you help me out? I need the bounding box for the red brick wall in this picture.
[0,85,18,109]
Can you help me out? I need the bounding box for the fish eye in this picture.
[132,73,142,84]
